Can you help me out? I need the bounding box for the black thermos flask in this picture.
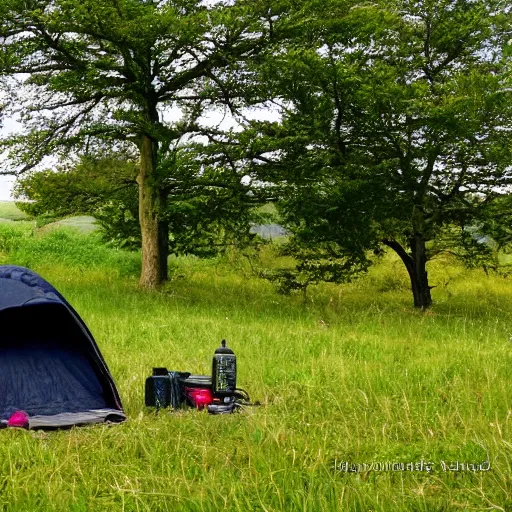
[212,340,236,398]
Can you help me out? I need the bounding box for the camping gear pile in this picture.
[0,265,254,429]
[145,340,253,414]
[0,266,125,429]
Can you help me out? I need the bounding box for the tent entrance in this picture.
[0,304,121,423]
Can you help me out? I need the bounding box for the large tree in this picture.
[248,0,512,307]
[0,0,273,287]
[14,147,267,256]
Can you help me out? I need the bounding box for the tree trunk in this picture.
[409,234,432,309]
[383,236,432,309]
[137,134,167,288]
[158,187,169,281]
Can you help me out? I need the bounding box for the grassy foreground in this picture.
[0,224,511,511]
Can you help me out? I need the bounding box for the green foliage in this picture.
[15,149,266,256]
[244,0,512,305]
[2,0,511,296]
[258,239,371,296]
[15,154,140,248]
[158,143,268,258]
[0,0,271,159]
[14,155,137,218]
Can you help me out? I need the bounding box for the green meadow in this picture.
[0,213,510,511]
[0,202,29,222]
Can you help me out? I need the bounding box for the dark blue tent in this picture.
[0,266,125,429]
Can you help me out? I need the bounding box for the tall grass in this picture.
[0,224,510,511]
[0,223,140,277]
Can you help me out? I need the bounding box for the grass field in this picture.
[0,202,97,233]
[0,202,29,222]
[0,222,511,511]
[49,215,98,233]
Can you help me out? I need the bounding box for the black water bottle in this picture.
[212,340,237,398]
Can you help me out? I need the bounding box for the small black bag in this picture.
[145,368,186,409]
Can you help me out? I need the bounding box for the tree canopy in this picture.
[242,0,512,307]
[0,0,276,286]
[2,0,511,305]
[15,148,267,256]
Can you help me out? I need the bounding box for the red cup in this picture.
[184,388,213,409]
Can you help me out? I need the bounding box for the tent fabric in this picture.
[28,409,124,429]
[0,265,125,428]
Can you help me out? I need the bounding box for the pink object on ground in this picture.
[7,411,29,428]
[184,388,213,409]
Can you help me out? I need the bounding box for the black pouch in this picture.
[145,368,172,408]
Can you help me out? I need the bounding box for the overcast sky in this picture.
[0,177,14,201]
[0,101,280,202]
[0,116,19,201]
